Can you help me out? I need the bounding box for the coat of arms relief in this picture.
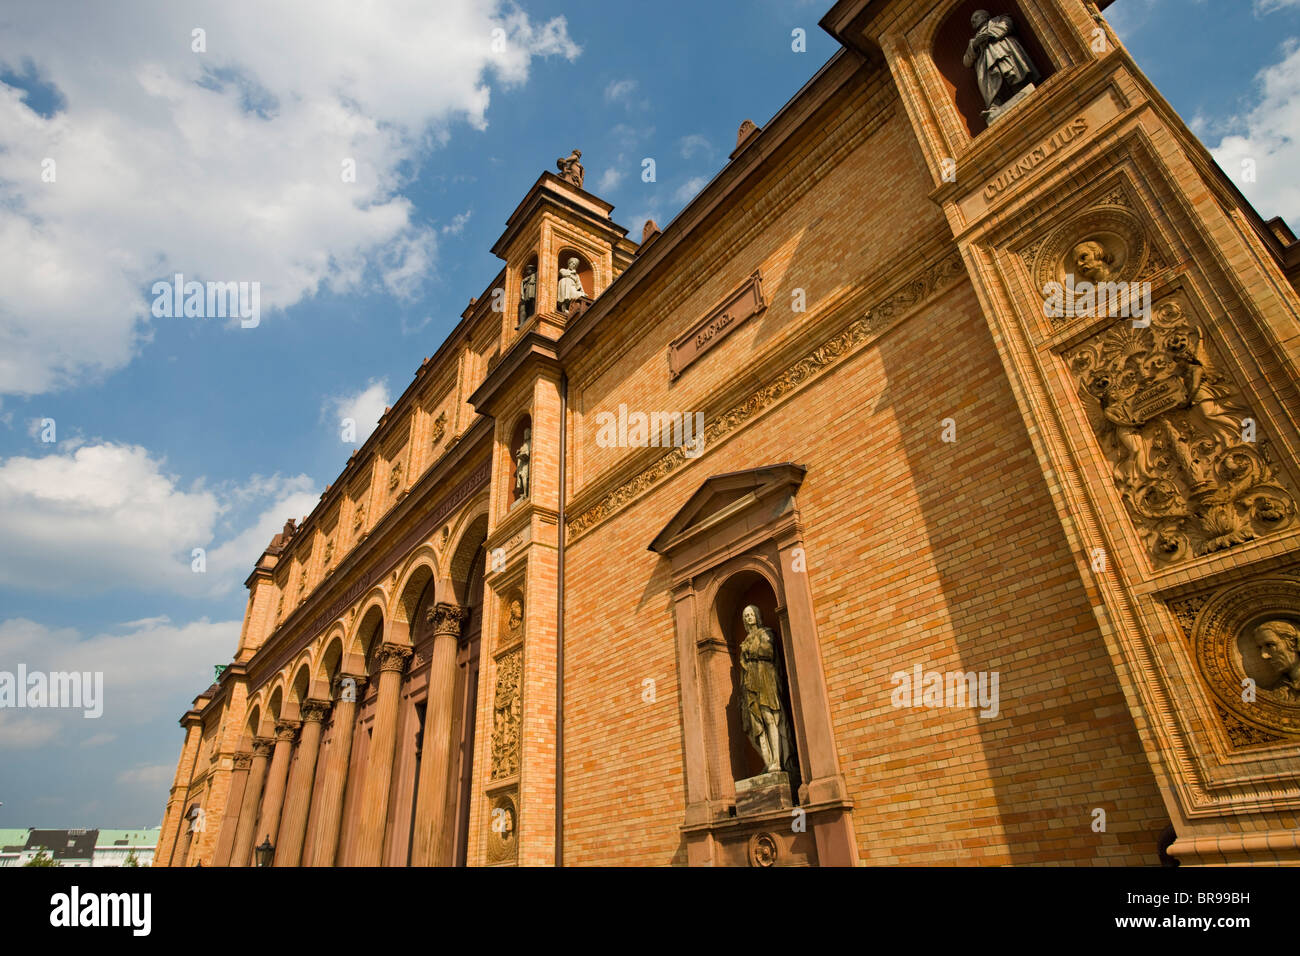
[1067,298,1295,564]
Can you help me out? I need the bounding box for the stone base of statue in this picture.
[734,771,792,816]
[984,83,1035,126]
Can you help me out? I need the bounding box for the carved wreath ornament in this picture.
[1068,299,1295,564]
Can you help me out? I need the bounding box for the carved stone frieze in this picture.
[1190,576,1300,738]
[567,251,966,538]
[491,649,522,779]
[1068,298,1295,564]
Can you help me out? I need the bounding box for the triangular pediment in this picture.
[648,463,806,555]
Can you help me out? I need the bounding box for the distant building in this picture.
[0,827,159,867]
[93,829,160,867]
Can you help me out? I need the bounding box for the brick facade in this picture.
[158,0,1300,866]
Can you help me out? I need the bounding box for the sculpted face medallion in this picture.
[1034,206,1148,321]
[1191,578,1300,737]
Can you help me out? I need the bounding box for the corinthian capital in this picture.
[274,720,301,742]
[373,643,414,674]
[426,602,471,639]
[299,698,332,723]
[252,736,275,758]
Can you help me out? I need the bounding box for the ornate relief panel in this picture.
[1066,296,1295,565]
[490,649,522,779]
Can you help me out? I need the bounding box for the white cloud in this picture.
[327,378,390,448]
[604,78,638,105]
[1256,0,1300,12]
[674,176,708,204]
[0,0,580,396]
[1206,39,1300,227]
[0,442,318,595]
[678,133,712,159]
[597,167,625,192]
[0,615,238,750]
[441,210,473,236]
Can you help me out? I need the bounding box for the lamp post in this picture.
[255,836,274,868]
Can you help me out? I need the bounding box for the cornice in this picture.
[557,47,864,364]
[467,332,561,416]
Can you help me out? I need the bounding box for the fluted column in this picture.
[352,644,412,866]
[306,674,367,866]
[274,699,330,866]
[213,751,253,866]
[230,737,274,866]
[411,603,470,866]
[257,720,300,853]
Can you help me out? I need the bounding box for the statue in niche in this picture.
[556,149,584,188]
[962,10,1041,124]
[739,605,793,775]
[514,427,531,499]
[557,257,585,313]
[517,263,537,329]
[1072,240,1115,284]
[1250,620,1300,701]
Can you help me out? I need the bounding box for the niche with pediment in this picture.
[650,463,856,866]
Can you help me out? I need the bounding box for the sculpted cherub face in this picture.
[1253,622,1300,679]
[1072,240,1112,283]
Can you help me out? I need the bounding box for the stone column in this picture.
[411,603,470,866]
[352,644,412,866]
[230,737,274,866]
[213,752,253,866]
[274,699,330,866]
[306,674,367,866]
[256,720,300,853]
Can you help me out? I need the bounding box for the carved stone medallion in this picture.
[486,791,519,864]
[1067,297,1295,563]
[747,832,778,868]
[1034,205,1149,321]
[1191,577,1300,738]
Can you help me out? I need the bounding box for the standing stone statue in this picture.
[556,149,584,188]
[962,10,1041,124]
[517,263,537,329]
[557,257,585,312]
[739,605,792,774]
[514,427,531,499]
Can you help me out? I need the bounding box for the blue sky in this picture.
[0,0,1297,828]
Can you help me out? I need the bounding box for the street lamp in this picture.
[255,837,274,867]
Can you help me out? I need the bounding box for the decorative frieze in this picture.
[567,251,966,538]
